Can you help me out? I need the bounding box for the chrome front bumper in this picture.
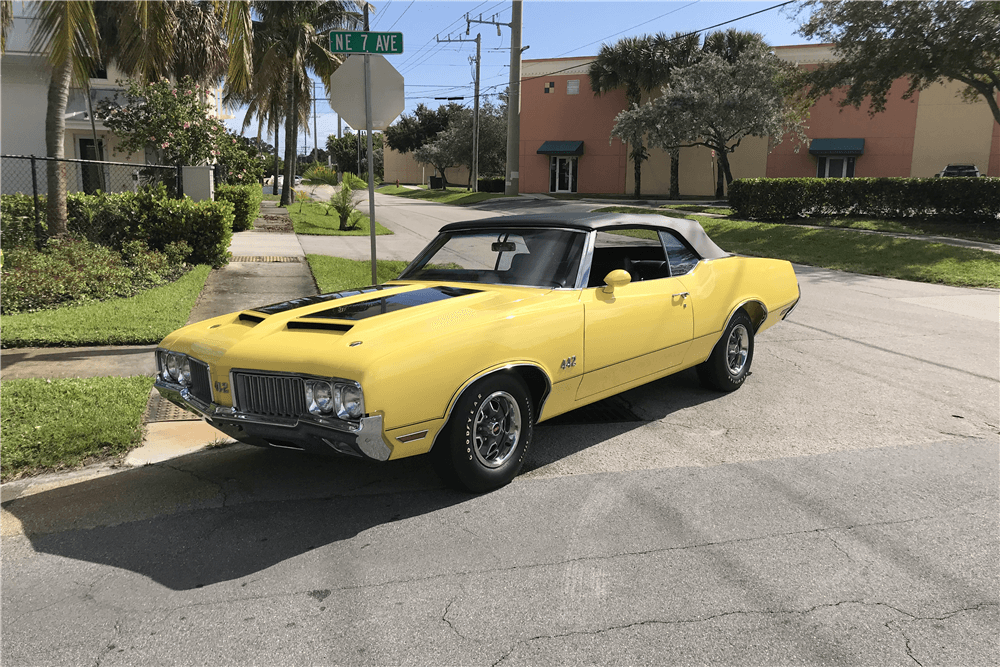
[154,379,393,461]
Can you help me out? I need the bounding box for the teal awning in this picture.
[537,141,584,156]
[809,138,865,156]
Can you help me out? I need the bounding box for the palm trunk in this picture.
[669,148,680,199]
[45,57,72,237]
[281,76,295,206]
[272,124,279,195]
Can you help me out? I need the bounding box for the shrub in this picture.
[135,190,234,267]
[477,177,506,193]
[730,177,1000,223]
[215,184,263,232]
[0,237,190,314]
[1,193,45,248]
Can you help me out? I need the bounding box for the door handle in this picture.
[672,292,689,307]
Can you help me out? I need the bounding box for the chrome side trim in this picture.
[428,363,553,453]
[396,430,429,443]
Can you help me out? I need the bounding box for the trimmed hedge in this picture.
[729,177,1000,223]
[478,177,505,193]
[215,183,263,232]
[0,189,234,267]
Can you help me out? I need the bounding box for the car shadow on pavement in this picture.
[3,368,721,591]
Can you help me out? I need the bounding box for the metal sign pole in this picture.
[363,6,377,286]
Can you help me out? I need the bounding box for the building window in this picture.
[544,81,555,94]
[567,80,580,95]
[816,156,856,178]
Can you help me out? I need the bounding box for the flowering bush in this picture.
[99,77,262,184]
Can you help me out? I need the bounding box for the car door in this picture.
[576,230,694,400]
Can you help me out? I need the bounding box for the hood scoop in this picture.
[287,321,353,333]
[238,312,265,325]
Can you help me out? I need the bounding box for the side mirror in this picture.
[602,269,631,294]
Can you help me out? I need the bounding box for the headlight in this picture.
[305,380,335,416]
[159,351,193,387]
[304,379,364,419]
[337,384,364,420]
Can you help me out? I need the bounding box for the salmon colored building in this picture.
[517,44,1000,196]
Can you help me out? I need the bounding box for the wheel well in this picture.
[506,365,551,419]
[740,301,767,332]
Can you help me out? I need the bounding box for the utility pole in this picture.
[437,30,481,191]
[313,85,318,164]
[468,1,523,196]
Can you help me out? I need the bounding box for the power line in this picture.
[553,0,701,58]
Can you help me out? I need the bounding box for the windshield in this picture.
[400,228,587,288]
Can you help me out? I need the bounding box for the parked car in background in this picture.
[937,164,980,177]
[154,213,800,492]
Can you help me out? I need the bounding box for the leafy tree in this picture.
[613,47,806,196]
[649,31,701,197]
[326,130,382,179]
[797,0,1000,125]
[383,103,461,154]
[589,36,660,198]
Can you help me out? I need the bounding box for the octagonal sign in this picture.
[328,55,404,131]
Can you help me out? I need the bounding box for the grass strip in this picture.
[1,265,211,348]
[377,185,508,206]
[306,255,412,293]
[594,207,1000,289]
[662,205,733,215]
[289,200,392,236]
[1,376,153,481]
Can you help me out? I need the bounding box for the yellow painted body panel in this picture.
[158,255,798,461]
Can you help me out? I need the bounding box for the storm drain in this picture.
[145,391,201,423]
[546,396,646,425]
[230,256,302,263]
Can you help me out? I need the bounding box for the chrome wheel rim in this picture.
[473,391,521,469]
[726,324,750,375]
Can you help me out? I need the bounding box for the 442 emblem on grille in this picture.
[214,381,230,393]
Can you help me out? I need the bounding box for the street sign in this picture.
[328,55,405,131]
[329,30,403,55]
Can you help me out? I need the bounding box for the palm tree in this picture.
[589,36,659,198]
[25,0,254,236]
[249,1,361,207]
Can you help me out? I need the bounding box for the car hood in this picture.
[159,281,561,380]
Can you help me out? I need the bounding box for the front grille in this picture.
[233,372,305,419]
[189,359,213,405]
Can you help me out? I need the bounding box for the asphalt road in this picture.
[2,195,998,665]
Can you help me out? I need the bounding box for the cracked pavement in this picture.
[2,257,998,664]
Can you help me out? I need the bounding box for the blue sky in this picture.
[224,1,820,148]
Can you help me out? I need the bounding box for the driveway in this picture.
[2,194,997,665]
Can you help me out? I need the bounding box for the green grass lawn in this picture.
[288,200,392,236]
[307,255,412,293]
[594,207,1000,289]
[780,216,1000,244]
[1,376,153,481]
[377,185,508,206]
[1,265,211,347]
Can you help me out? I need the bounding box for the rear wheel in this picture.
[697,310,755,392]
[432,373,533,493]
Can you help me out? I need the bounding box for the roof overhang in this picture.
[537,140,584,156]
[809,138,865,156]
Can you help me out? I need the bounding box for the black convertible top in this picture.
[439,212,730,260]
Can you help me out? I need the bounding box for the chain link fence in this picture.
[1,154,182,200]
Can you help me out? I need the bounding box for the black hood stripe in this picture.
[308,286,481,321]
[251,284,408,316]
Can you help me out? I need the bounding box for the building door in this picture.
[817,156,855,178]
[550,156,577,193]
[79,138,104,194]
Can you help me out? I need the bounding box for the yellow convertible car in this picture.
[155,213,799,491]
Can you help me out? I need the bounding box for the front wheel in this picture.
[697,310,755,392]
[432,373,533,493]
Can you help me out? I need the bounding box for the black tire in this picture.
[431,373,533,493]
[697,310,755,392]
